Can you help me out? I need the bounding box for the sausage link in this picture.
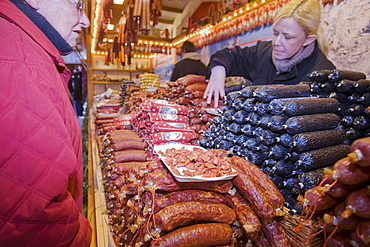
[149,223,232,247]
[232,167,276,219]
[109,140,147,151]
[226,192,261,234]
[261,218,290,247]
[349,137,370,167]
[112,161,150,173]
[231,156,284,211]
[112,150,148,163]
[153,189,227,213]
[330,157,370,185]
[177,75,206,86]
[153,201,236,232]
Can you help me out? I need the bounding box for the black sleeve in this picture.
[207,42,268,79]
[170,63,181,81]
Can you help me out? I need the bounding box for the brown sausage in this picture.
[324,202,362,231]
[153,201,236,232]
[330,157,370,185]
[177,74,206,86]
[108,129,138,137]
[112,150,148,163]
[260,218,290,247]
[349,137,370,167]
[109,140,147,151]
[112,161,150,173]
[304,185,344,212]
[149,223,232,247]
[232,167,276,219]
[226,192,261,234]
[108,134,143,144]
[153,189,227,213]
[343,186,370,219]
[231,156,285,211]
[356,221,370,245]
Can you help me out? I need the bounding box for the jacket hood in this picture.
[182,52,201,60]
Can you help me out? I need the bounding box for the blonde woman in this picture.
[204,0,335,107]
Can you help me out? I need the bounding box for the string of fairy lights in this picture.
[91,0,274,58]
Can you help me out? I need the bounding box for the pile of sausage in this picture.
[199,83,350,213]
[94,102,123,135]
[122,83,146,113]
[152,74,225,135]
[306,69,369,144]
[130,99,198,151]
[301,137,370,246]
[99,129,292,247]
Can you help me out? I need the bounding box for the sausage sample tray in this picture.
[154,143,237,182]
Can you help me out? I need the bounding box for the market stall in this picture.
[87,70,370,246]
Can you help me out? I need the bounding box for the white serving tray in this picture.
[153,143,237,182]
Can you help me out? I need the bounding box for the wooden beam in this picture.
[158,18,174,25]
[162,5,182,13]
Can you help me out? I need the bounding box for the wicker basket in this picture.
[277,209,324,247]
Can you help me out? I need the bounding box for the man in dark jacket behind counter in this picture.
[170,41,210,82]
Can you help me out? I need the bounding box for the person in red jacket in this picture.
[0,0,91,246]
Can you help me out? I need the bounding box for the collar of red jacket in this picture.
[0,0,69,68]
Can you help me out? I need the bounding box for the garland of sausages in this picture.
[99,128,291,246]
[299,137,370,246]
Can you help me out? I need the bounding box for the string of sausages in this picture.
[298,137,370,246]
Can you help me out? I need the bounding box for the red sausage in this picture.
[149,223,232,247]
[112,161,150,173]
[153,201,236,232]
[153,189,227,213]
[177,74,206,86]
[349,137,370,166]
[231,156,285,211]
[343,186,370,219]
[324,202,362,231]
[304,186,344,212]
[226,192,261,234]
[260,218,290,247]
[112,150,148,163]
[109,140,147,151]
[232,167,276,219]
[108,134,143,144]
[330,157,370,185]
[356,221,370,245]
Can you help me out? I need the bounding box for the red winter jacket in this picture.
[0,1,92,246]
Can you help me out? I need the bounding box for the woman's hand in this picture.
[204,66,226,107]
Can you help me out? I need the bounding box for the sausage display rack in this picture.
[87,111,116,247]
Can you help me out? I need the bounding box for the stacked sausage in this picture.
[306,69,369,144]
[94,102,122,135]
[301,137,370,246]
[99,132,291,246]
[152,74,224,135]
[199,84,350,213]
[130,99,198,153]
